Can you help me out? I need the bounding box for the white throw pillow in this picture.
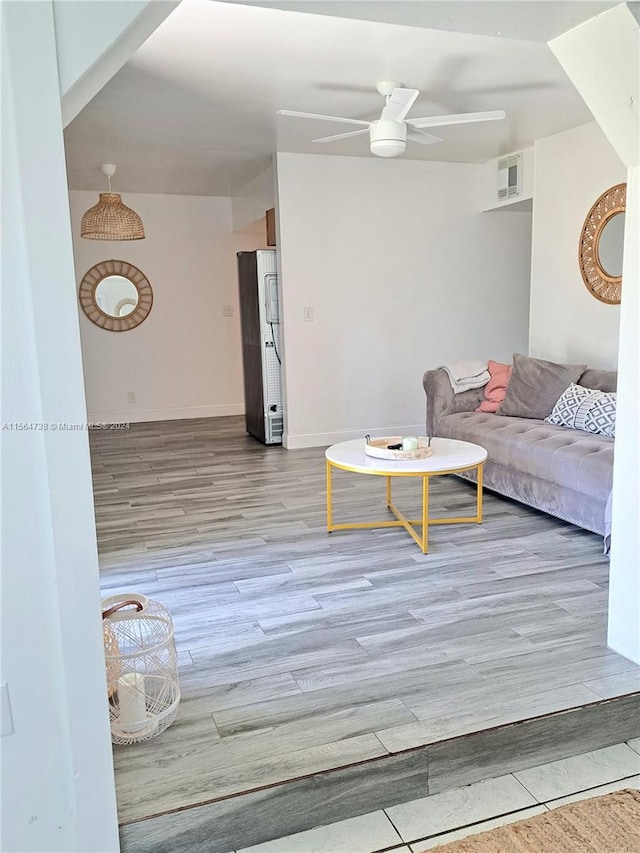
[545,383,616,438]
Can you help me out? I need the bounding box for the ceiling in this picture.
[225,1,621,42]
[64,0,607,197]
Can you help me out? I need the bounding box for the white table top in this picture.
[325,437,487,475]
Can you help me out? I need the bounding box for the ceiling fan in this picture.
[278,81,506,158]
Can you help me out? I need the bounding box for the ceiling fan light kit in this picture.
[369,119,407,158]
[278,81,506,159]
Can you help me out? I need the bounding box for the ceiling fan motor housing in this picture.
[369,119,407,158]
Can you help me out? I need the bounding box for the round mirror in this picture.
[579,182,626,305]
[78,260,153,331]
[596,211,625,278]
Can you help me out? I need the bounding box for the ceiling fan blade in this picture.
[312,128,370,144]
[407,129,443,146]
[381,88,419,123]
[277,109,370,127]
[407,110,506,129]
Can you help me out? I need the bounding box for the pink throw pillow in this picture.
[476,360,512,413]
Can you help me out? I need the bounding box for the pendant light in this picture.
[81,164,145,241]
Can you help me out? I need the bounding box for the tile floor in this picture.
[231,739,640,853]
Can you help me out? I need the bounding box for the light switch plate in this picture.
[1,683,14,736]
[303,306,314,322]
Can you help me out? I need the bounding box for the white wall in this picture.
[1,3,118,850]
[609,162,640,663]
[231,163,276,232]
[70,191,246,423]
[276,152,533,448]
[529,121,626,370]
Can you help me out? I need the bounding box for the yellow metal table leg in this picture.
[422,475,429,553]
[477,463,483,523]
[326,459,333,531]
[386,475,392,507]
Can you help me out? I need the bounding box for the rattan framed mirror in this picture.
[78,260,153,331]
[578,183,626,305]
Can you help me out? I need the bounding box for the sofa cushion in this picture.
[437,411,614,502]
[476,360,512,413]
[545,383,616,438]
[579,368,617,393]
[498,353,587,420]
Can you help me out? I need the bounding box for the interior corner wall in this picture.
[529,121,626,369]
[235,216,269,251]
[231,162,276,232]
[70,191,245,423]
[55,0,180,127]
[276,152,532,448]
[53,0,150,95]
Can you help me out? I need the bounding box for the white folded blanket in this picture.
[440,360,490,394]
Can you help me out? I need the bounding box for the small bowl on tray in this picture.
[364,436,433,461]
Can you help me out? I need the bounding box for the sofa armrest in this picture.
[423,368,486,436]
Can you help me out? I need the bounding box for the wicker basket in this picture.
[365,436,433,461]
[103,620,121,698]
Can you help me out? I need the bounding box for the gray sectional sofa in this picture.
[423,366,616,544]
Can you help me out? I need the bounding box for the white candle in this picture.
[402,436,419,451]
[118,673,147,732]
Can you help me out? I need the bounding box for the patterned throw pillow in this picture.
[545,383,616,437]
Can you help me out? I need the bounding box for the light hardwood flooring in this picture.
[90,417,640,828]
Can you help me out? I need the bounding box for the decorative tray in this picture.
[365,436,433,461]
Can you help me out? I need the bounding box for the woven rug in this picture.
[432,789,640,852]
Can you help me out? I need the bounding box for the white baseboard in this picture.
[88,404,245,424]
[283,423,426,450]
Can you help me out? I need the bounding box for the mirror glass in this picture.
[597,212,625,278]
[95,275,140,318]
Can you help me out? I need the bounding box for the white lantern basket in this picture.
[102,593,180,745]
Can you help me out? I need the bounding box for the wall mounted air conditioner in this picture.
[497,153,522,201]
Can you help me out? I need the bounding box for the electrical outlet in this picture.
[303,306,314,322]
[222,305,234,318]
[127,391,137,404]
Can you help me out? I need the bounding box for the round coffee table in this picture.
[325,437,487,554]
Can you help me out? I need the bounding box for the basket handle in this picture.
[102,600,144,620]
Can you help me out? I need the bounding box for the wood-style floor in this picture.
[91,416,640,828]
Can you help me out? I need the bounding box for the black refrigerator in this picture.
[236,250,284,444]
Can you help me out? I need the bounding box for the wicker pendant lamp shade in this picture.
[81,193,145,240]
[81,165,145,241]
